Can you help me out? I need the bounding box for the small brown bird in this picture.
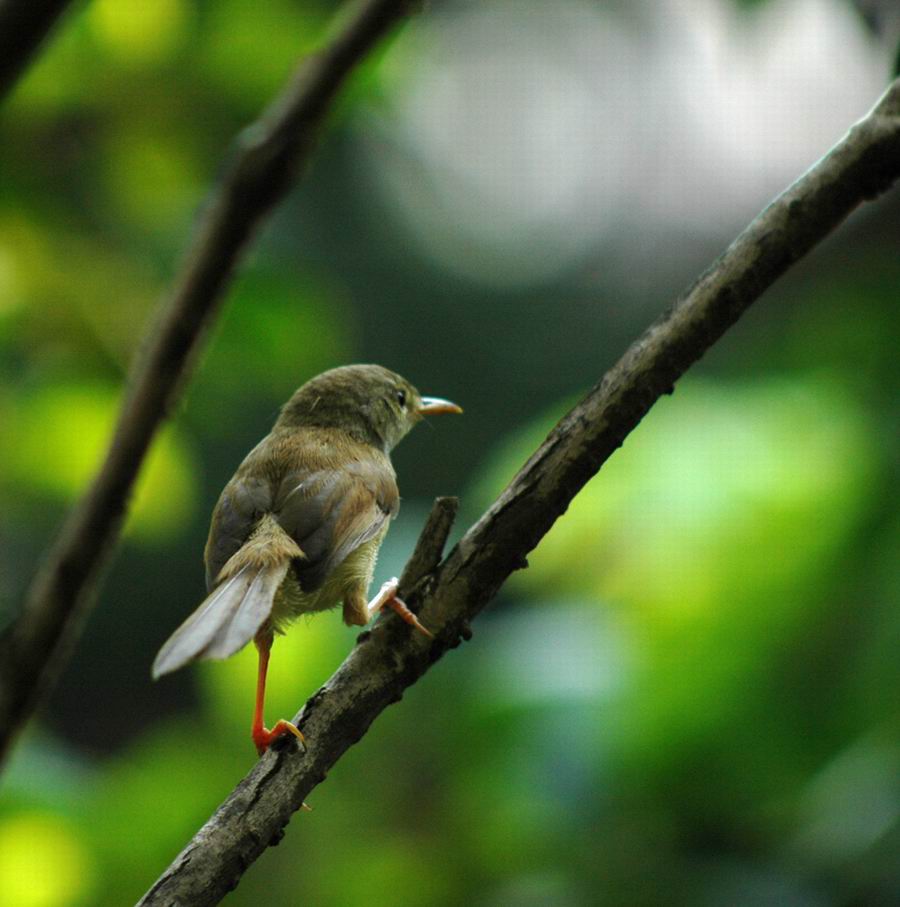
[152,364,461,754]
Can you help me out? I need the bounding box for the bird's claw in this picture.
[254,719,306,756]
[368,577,433,638]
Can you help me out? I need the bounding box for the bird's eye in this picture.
[395,389,407,408]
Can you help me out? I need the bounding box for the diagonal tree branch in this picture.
[137,79,900,907]
[0,0,77,103]
[0,0,419,766]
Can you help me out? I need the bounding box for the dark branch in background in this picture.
[137,80,900,907]
[0,0,77,102]
[0,0,419,766]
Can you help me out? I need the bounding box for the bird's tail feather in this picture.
[152,560,290,679]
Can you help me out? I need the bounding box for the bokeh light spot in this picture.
[89,0,189,65]
[0,813,94,907]
[3,385,197,542]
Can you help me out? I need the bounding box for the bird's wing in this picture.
[203,469,273,590]
[204,434,399,593]
[274,457,399,592]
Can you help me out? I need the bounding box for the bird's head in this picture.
[277,364,462,452]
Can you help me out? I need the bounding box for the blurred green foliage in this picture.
[1,1,898,905]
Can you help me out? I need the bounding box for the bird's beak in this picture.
[418,396,463,416]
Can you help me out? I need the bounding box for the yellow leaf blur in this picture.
[89,0,190,66]
[0,813,95,907]
[1,384,196,543]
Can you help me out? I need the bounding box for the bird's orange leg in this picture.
[252,630,305,756]
[368,577,434,638]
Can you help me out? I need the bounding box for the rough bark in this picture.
[137,78,900,907]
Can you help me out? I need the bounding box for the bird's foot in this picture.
[368,577,434,638]
[253,719,305,756]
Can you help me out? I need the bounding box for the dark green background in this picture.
[1,1,898,905]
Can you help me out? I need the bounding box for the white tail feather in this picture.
[152,562,290,678]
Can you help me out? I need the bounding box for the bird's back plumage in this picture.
[153,427,399,677]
